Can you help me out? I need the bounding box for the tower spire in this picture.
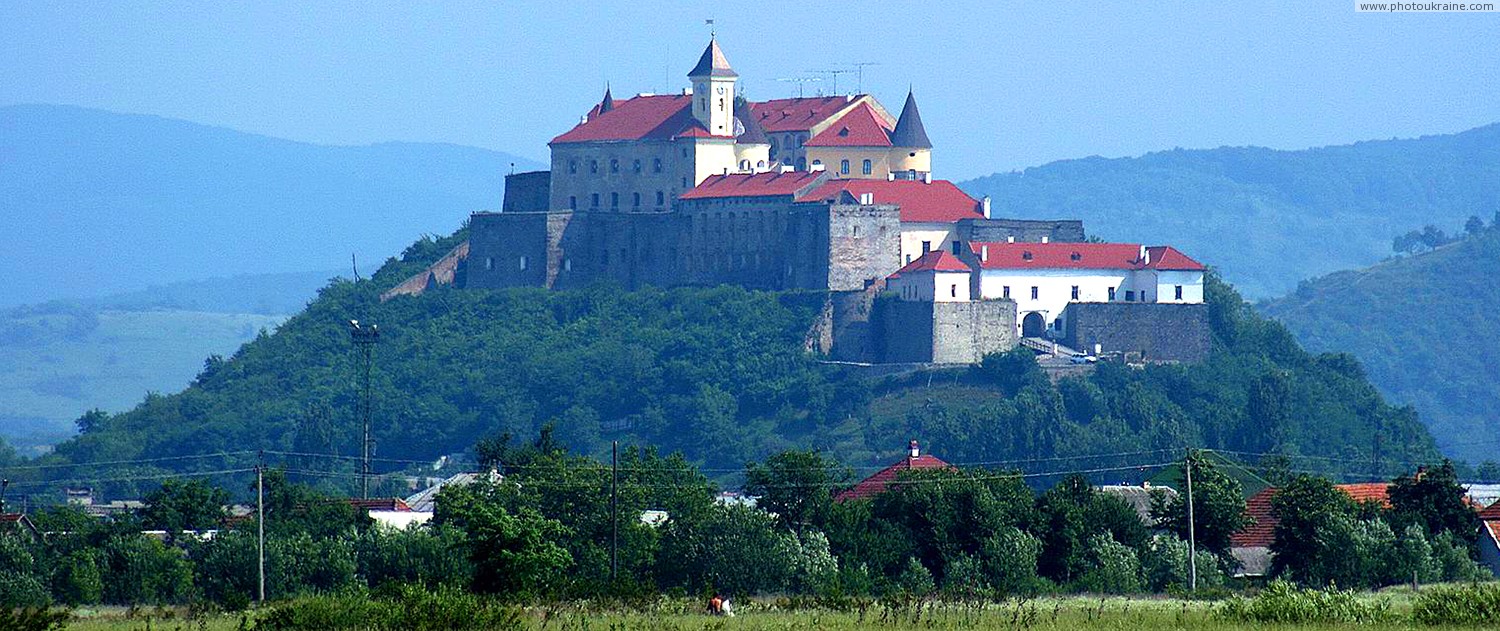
[598,83,614,114]
[890,88,933,149]
[688,37,737,78]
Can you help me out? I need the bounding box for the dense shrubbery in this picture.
[255,585,522,631]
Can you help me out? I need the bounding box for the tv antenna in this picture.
[808,69,853,95]
[776,76,821,98]
[849,62,881,94]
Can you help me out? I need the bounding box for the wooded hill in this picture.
[3,228,1443,499]
[959,123,1500,299]
[1262,218,1500,465]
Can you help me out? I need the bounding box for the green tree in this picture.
[1035,475,1146,584]
[1150,452,1247,556]
[1387,461,1480,543]
[435,478,572,600]
[140,478,230,533]
[868,467,1034,582]
[980,526,1044,595]
[1268,475,1356,585]
[656,503,798,596]
[1075,533,1142,594]
[745,449,847,534]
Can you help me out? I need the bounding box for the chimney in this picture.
[887,172,895,181]
[1007,235,1015,243]
[1139,244,1149,263]
[1041,236,1049,244]
[909,440,920,459]
[981,245,989,262]
[922,172,932,184]
[981,196,992,219]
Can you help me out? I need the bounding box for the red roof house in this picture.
[969,242,1205,272]
[678,171,827,200]
[797,179,982,224]
[834,441,952,503]
[804,103,894,147]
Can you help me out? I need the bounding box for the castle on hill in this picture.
[391,37,1209,364]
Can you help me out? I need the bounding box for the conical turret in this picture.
[890,90,933,149]
[688,37,738,78]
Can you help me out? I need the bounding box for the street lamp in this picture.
[349,320,380,499]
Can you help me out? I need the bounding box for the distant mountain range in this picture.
[0,104,541,307]
[1261,223,1500,465]
[0,269,343,455]
[960,124,1500,298]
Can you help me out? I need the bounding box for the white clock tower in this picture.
[688,37,737,135]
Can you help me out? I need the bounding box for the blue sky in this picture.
[3,1,1498,180]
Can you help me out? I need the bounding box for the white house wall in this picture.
[900,223,959,265]
[1153,270,1205,303]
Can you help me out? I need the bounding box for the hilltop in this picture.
[959,124,1500,298]
[0,104,541,307]
[1261,220,1500,464]
[6,228,1440,498]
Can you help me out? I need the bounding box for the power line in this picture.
[0,451,257,472]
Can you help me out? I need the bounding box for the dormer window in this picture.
[1022,251,1033,261]
[1070,252,1082,261]
[838,127,849,137]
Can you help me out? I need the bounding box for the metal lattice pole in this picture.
[350,321,380,499]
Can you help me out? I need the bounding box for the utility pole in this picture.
[1185,448,1198,592]
[256,452,266,604]
[0,479,9,514]
[349,320,380,499]
[610,440,619,583]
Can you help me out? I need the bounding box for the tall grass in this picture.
[1215,580,1393,624]
[1412,582,1500,626]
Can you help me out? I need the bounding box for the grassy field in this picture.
[55,592,1484,631]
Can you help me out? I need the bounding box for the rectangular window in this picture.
[921,241,931,254]
[1108,287,1117,301]
[1175,285,1184,300]
[1126,290,1136,302]
[1071,285,1079,300]
[951,284,957,298]
[484,257,494,271]
[1030,286,1039,300]
[519,256,528,271]
[564,258,572,272]
[951,241,961,255]
[1003,286,1011,299]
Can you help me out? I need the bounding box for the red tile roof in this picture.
[894,250,971,274]
[346,498,412,512]
[1231,483,1394,549]
[969,242,1205,272]
[798,179,982,224]
[835,453,952,503]
[552,95,728,144]
[1480,499,1500,521]
[805,103,892,147]
[678,171,827,200]
[752,96,864,133]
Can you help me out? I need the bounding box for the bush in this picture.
[1412,582,1500,626]
[0,607,71,631]
[1140,535,1224,592]
[0,572,52,608]
[1217,580,1392,624]
[1075,533,1142,594]
[254,585,521,631]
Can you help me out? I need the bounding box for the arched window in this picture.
[770,139,778,155]
[632,159,642,173]
[610,192,619,207]
[796,158,806,171]
[610,159,619,173]
[740,160,749,171]
[568,160,578,174]
[840,160,850,174]
[862,159,872,175]
[652,158,663,173]
[757,160,766,168]
[589,160,598,173]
